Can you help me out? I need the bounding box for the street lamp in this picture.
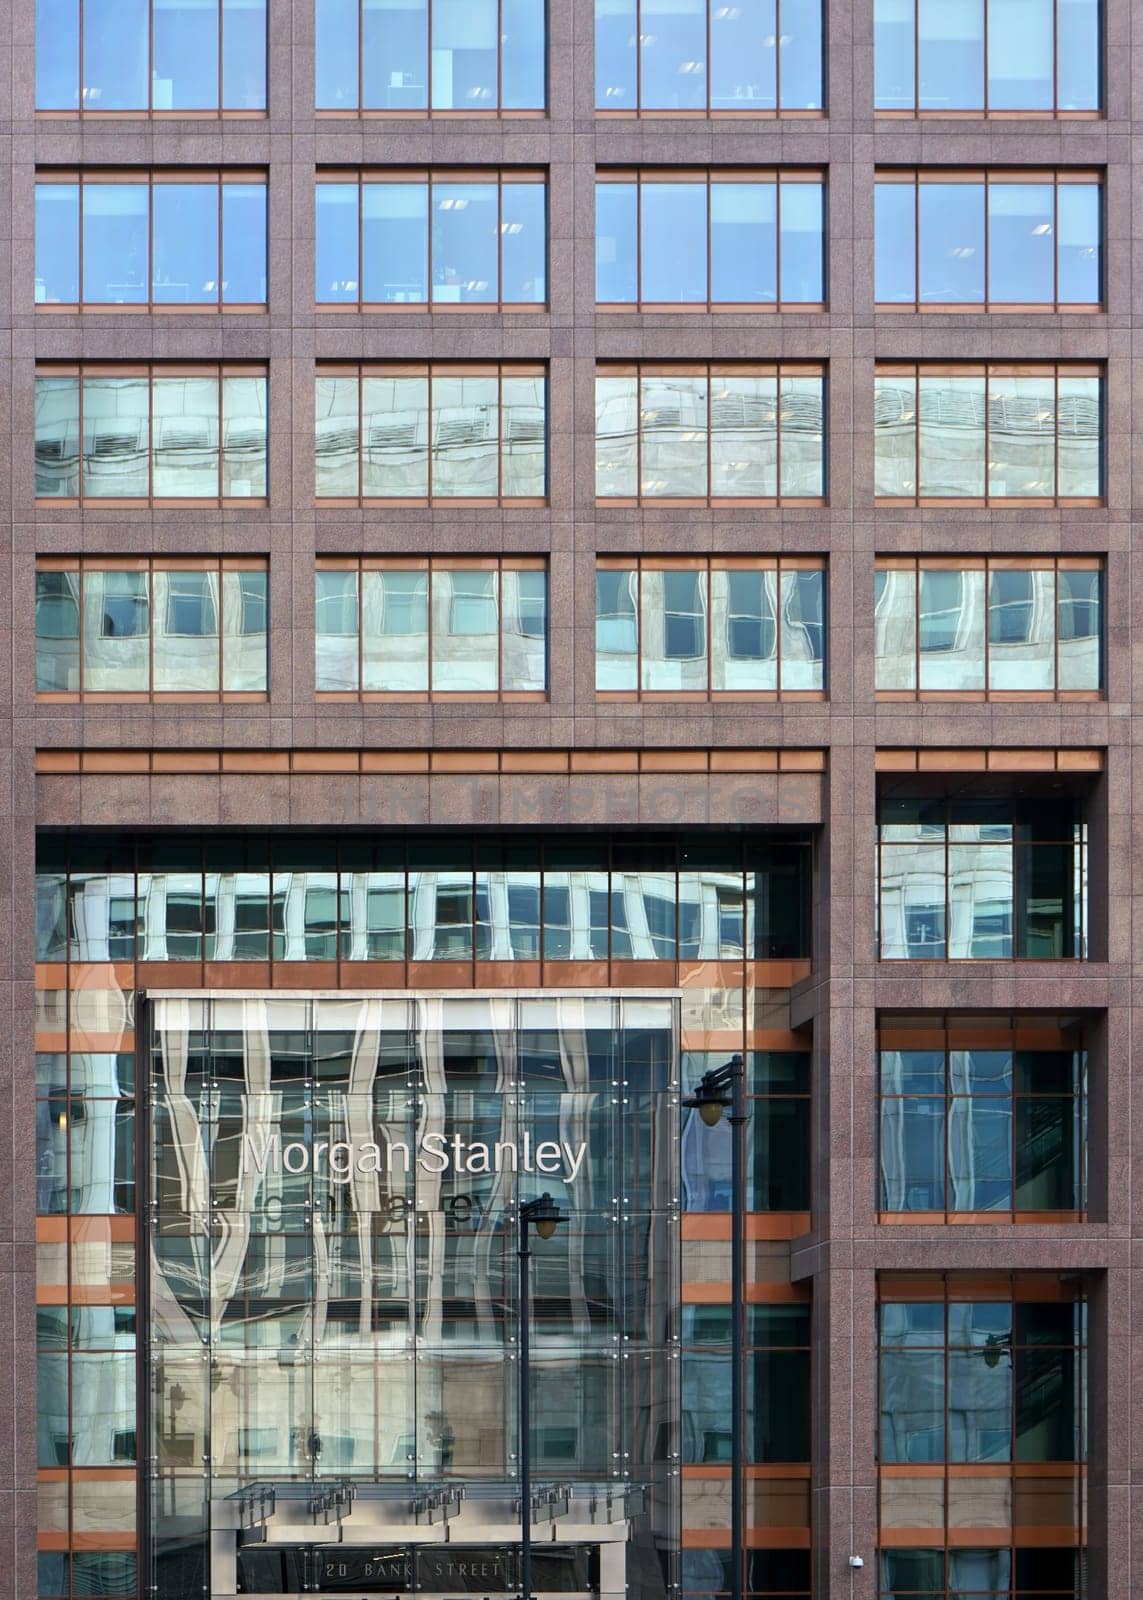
[517,1193,564,1600]
[682,1056,745,1600]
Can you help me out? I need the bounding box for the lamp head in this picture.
[523,1192,563,1240]
[698,1099,725,1128]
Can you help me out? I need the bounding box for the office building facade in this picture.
[2,0,1133,1595]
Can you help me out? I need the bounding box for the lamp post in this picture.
[683,1056,745,1600]
[517,1192,563,1600]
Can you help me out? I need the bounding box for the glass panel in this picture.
[641,182,708,303]
[918,567,985,689]
[641,568,708,691]
[874,181,916,302]
[221,181,267,303]
[1015,1091,1079,1210]
[988,0,1052,109]
[501,0,546,108]
[84,0,148,109]
[874,374,917,495]
[948,1096,1012,1209]
[153,570,220,692]
[83,181,149,304]
[362,182,428,304]
[711,182,775,303]
[988,182,1055,303]
[222,570,269,692]
[222,374,268,498]
[314,570,360,691]
[363,374,430,497]
[152,375,220,498]
[363,0,428,109]
[711,569,776,691]
[640,374,707,497]
[782,569,825,689]
[362,567,430,692]
[36,375,81,498]
[36,571,81,692]
[432,568,499,690]
[875,0,915,108]
[1058,0,1100,109]
[81,376,148,496]
[710,374,777,497]
[948,842,1013,956]
[880,1096,945,1210]
[1057,373,1101,497]
[431,374,498,496]
[432,0,495,108]
[919,375,986,498]
[500,182,546,303]
[1057,183,1101,303]
[711,0,776,110]
[152,181,217,305]
[780,373,825,496]
[1017,839,1075,956]
[779,181,824,302]
[315,373,361,497]
[501,570,547,691]
[919,180,985,303]
[596,0,637,109]
[596,375,638,497]
[988,371,1056,497]
[432,181,498,303]
[35,184,79,304]
[316,0,360,108]
[222,0,268,109]
[640,0,706,109]
[880,1350,945,1462]
[595,568,638,690]
[879,842,947,958]
[874,566,917,690]
[919,0,984,110]
[316,182,359,303]
[501,373,546,498]
[154,0,220,111]
[779,0,824,109]
[595,181,638,301]
[989,567,1055,690]
[1057,567,1101,690]
[36,0,79,110]
[949,1346,1011,1461]
[82,570,150,692]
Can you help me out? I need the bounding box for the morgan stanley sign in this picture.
[241,1130,589,1184]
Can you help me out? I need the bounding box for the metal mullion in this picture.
[497,0,503,111]
[148,0,154,112]
[983,0,989,112]
[427,557,435,694]
[636,0,642,111]
[216,175,223,310]
[218,0,224,111]
[77,175,85,311]
[914,365,921,506]
[497,178,503,310]
[636,177,643,309]
[358,369,364,505]
[706,0,712,114]
[913,0,920,113]
[357,559,364,696]
[636,365,643,501]
[359,0,364,111]
[914,175,920,310]
[774,176,781,308]
[705,365,712,506]
[983,555,990,693]
[497,557,504,694]
[1053,0,1059,112]
[774,0,781,110]
[1054,366,1060,504]
[1053,553,1061,697]
[636,560,643,700]
[148,369,155,503]
[944,808,951,962]
[984,367,991,508]
[913,557,921,690]
[426,0,433,110]
[216,559,225,693]
[704,558,712,695]
[1053,178,1059,308]
[984,173,991,310]
[147,559,156,695]
[775,363,782,505]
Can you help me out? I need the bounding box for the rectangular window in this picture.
[315,169,546,307]
[877,793,1087,960]
[35,0,268,114]
[878,1275,1085,1595]
[596,556,825,698]
[314,556,548,698]
[874,0,1100,114]
[873,169,1102,309]
[874,364,1103,503]
[877,1014,1086,1219]
[315,0,545,113]
[315,364,546,503]
[875,557,1103,698]
[682,1050,811,1212]
[35,558,268,699]
[35,170,267,308]
[35,364,269,504]
[595,0,823,114]
[596,364,825,502]
[595,169,826,308]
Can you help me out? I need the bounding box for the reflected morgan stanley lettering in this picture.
[241,1130,588,1183]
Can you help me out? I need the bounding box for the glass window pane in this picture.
[875,374,917,495]
[432,0,495,108]
[711,182,775,303]
[153,375,219,498]
[315,374,361,497]
[36,572,81,692]
[710,375,777,497]
[711,569,775,691]
[596,376,638,497]
[316,0,360,107]
[948,1097,1012,1209]
[222,0,268,109]
[989,567,1054,690]
[988,182,1054,303]
[314,570,359,691]
[918,567,985,688]
[781,568,825,689]
[431,375,498,496]
[154,0,220,110]
[222,375,268,498]
[501,570,547,691]
[874,566,917,690]
[36,0,79,109]
[84,0,148,109]
[711,0,776,110]
[595,568,638,690]
[362,182,428,304]
[595,0,637,109]
[1057,373,1101,497]
[919,375,986,498]
[1058,0,1100,109]
[222,570,268,692]
[880,1350,945,1462]
[1015,1094,1080,1210]
[432,569,499,690]
[70,1101,136,1212]
[779,0,824,109]
[948,842,1013,956]
[641,183,708,303]
[641,568,708,692]
[501,0,546,109]
[919,180,984,302]
[35,376,80,499]
[316,182,359,303]
[949,1348,1011,1461]
[501,374,546,498]
[1057,183,1101,303]
[595,182,637,301]
[501,182,546,303]
[1017,839,1075,956]
[988,371,1056,497]
[875,0,915,108]
[1057,567,1101,690]
[640,0,706,109]
[82,570,150,692]
[640,375,707,498]
[152,181,217,305]
[71,1352,137,1465]
[920,0,984,110]
[780,373,825,496]
[362,373,429,497]
[880,1097,945,1210]
[432,182,497,303]
[35,184,79,305]
[875,182,916,302]
[879,842,947,958]
[83,182,149,304]
[153,570,220,691]
[222,182,267,303]
[363,0,428,109]
[82,377,150,499]
[779,181,824,301]
[361,568,429,691]
[988,0,1052,108]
